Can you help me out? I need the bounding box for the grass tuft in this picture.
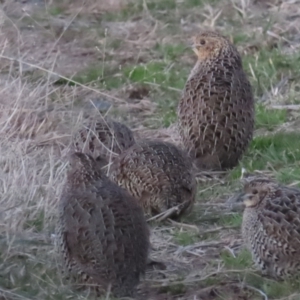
[255,104,287,130]
[218,213,243,228]
[243,48,300,97]
[174,230,198,246]
[221,248,252,269]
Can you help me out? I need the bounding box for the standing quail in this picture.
[241,177,300,279]
[58,152,149,297]
[109,139,197,218]
[73,117,135,164]
[177,30,255,171]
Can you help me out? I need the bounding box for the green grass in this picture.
[174,230,199,246]
[123,61,187,88]
[100,0,219,22]
[144,0,220,12]
[47,6,64,16]
[221,249,300,298]
[154,43,188,61]
[24,210,45,232]
[125,60,187,126]
[112,2,144,20]
[72,57,187,87]
[0,244,68,299]
[159,282,186,296]
[277,168,300,185]
[243,48,300,97]
[230,132,300,179]
[233,33,253,45]
[217,213,243,228]
[260,279,300,298]
[235,132,300,172]
[69,56,187,126]
[241,272,300,299]
[72,64,124,89]
[221,248,252,269]
[146,0,177,10]
[0,240,119,299]
[255,104,287,130]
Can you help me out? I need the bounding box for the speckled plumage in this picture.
[177,31,254,171]
[58,152,149,297]
[73,117,135,163]
[109,139,197,218]
[241,177,300,279]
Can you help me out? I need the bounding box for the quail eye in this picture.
[200,39,206,45]
[252,189,258,194]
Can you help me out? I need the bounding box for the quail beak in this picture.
[229,192,252,206]
[184,38,196,52]
[227,192,241,203]
[241,193,252,201]
[241,193,257,208]
[226,191,247,212]
[188,38,194,47]
[231,192,248,204]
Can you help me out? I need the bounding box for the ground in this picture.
[1,0,300,299]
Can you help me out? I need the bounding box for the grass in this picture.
[277,168,300,185]
[154,43,188,61]
[226,132,300,179]
[1,0,300,299]
[218,213,243,228]
[243,48,300,97]
[221,248,252,269]
[47,6,64,16]
[99,0,219,22]
[255,104,287,130]
[73,64,124,89]
[72,58,187,126]
[247,132,300,169]
[174,230,199,246]
[77,44,197,93]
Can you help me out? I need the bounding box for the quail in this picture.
[241,177,300,279]
[58,152,149,297]
[177,30,255,171]
[73,117,135,164]
[109,139,197,219]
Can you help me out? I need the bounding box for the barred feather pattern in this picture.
[57,152,149,297]
[177,31,254,171]
[241,178,300,279]
[73,118,135,164]
[109,139,197,218]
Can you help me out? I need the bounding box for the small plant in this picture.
[48,6,64,16]
[174,230,198,246]
[221,248,253,269]
[255,104,287,130]
[218,213,243,227]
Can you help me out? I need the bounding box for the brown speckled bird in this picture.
[241,177,300,279]
[58,152,149,297]
[109,139,197,218]
[73,117,135,164]
[177,30,255,171]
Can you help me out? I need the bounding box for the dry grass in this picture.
[1,0,300,299]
